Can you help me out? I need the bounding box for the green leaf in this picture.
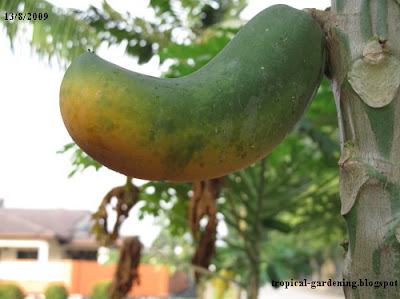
[57,142,103,177]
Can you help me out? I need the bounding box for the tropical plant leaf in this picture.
[57,142,102,177]
[0,0,100,67]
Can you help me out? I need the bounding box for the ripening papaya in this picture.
[60,4,325,182]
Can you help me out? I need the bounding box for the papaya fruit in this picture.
[60,4,325,182]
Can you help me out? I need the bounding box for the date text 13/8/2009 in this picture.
[4,12,48,21]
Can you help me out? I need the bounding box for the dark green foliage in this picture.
[90,280,111,299]
[0,0,246,67]
[44,283,68,299]
[150,0,174,16]
[0,0,100,67]
[149,0,247,29]
[0,283,24,299]
[79,3,171,64]
[267,263,281,288]
[159,28,238,77]
[298,77,340,163]
[138,181,192,235]
[212,127,344,285]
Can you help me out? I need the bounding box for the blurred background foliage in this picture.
[0,0,344,294]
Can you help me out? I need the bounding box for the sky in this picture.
[0,0,329,246]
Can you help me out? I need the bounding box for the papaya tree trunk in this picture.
[246,273,259,299]
[245,158,267,299]
[324,0,400,297]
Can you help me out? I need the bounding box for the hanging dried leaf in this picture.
[189,177,224,282]
[109,236,143,299]
[91,177,139,246]
[192,219,218,283]
[189,178,224,237]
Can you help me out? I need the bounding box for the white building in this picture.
[0,200,100,262]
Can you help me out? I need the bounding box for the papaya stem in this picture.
[303,8,330,31]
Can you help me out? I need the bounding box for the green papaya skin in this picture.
[60,4,325,182]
